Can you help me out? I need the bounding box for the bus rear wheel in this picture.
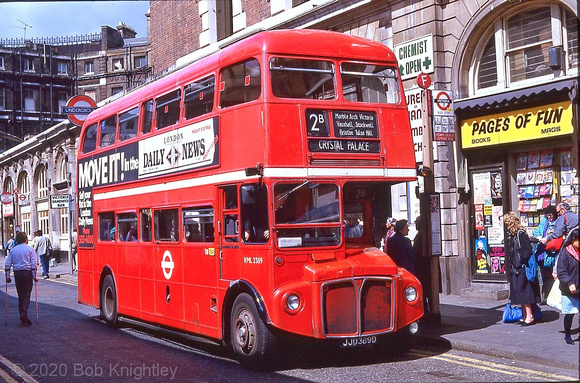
[100,274,118,327]
[230,293,275,368]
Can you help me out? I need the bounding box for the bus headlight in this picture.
[405,286,418,302]
[286,294,300,311]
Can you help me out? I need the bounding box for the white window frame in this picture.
[57,61,68,75]
[37,165,48,199]
[85,60,94,74]
[112,58,124,71]
[23,58,34,72]
[471,4,578,97]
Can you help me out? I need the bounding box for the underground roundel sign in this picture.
[161,250,175,280]
[62,95,97,126]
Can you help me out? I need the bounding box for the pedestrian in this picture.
[382,217,396,253]
[386,219,418,277]
[5,233,16,254]
[541,202,578,249]
[556,227,579,345]
[533,205,558,303]
[504,211,540,326]
[4,231,38,325]
[33,230,50,279]
[71,228,78,272]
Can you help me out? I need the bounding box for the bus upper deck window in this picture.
[119,107,139,141]
[185,76,215,120]
[156,90,182,129]
[82,123,98,153]
[100,115,117,148]
[219,59,261,108]
[270,58,335,100]
[142,100,153,134]
[340,63,400,104]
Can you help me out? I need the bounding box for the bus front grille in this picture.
[322,278,394,337]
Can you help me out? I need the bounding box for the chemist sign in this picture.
[394,35,434,80]
[62,95,97,126]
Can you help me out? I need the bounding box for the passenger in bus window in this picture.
[345,217,363,238]
[125,226,138,242]
[241,184,269,243]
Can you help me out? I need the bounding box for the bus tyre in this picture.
[100,275,118,327]
[230,293,275,368]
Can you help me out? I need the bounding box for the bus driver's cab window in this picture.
[241,184,269,243]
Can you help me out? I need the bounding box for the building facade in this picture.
[0,22,152,262]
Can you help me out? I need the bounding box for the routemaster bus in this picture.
[76,29,423,367]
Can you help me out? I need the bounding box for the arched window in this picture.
[474,6,578,94]
[36,164,48,199]
[18,172,31,237]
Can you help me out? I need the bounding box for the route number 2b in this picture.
[306,109,329,136]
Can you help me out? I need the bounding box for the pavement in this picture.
[5,262,580,373]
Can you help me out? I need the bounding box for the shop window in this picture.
[475,6,578,93]
[38,210,49,237]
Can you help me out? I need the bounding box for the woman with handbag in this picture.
[556,227,579,345]
[504,211,540,326]
[533,205,558,303]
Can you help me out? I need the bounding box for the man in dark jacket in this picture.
[386,219,418,277]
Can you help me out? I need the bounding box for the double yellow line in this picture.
[409,350,576,381]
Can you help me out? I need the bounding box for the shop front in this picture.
[456,79,578,284]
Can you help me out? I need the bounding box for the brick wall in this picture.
[150,0,201,74]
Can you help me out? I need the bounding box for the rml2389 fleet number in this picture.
[243,257,263,264]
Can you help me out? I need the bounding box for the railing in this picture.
[0,33,102,47]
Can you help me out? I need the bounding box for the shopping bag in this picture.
[502,303,523,323]
[546,279,562,311]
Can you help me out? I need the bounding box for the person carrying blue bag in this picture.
[533,205,558,304]
[504,211,541,326]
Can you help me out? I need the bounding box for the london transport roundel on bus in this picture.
[63,95,97,126]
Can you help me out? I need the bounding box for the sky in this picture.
[0,1,149,40]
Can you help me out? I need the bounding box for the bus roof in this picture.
[83,30,397,126]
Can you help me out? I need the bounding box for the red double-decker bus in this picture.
[77,29,422,367]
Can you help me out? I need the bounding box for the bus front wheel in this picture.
[100,274,118,327]
[230,293,275,368]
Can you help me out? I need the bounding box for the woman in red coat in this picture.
[556,227,579,345]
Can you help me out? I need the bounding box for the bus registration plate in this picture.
[340,336,377,348]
